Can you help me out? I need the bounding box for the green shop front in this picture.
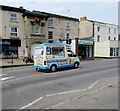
[76,39,94,60]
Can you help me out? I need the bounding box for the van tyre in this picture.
[74,63,79,69]
[50,65,57,72]
[36,68,40,71]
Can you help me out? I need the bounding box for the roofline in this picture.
[0,5,26,13]
[33,10,79,21]
[87,19,118,27]
[22,11,49,18]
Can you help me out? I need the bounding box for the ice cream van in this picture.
[34,43,80,72]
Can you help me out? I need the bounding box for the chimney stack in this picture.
[80,17,87,21]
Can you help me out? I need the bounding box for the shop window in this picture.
[110,48,113,56]
[10,27,18,36]
[110,48,119,57]
[10,13,18,22]
[0,46,18,59]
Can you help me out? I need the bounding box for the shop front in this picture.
[77,39,94,60]
[0,39,21,59]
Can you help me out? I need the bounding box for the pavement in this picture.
[0,58,33,68]
[0,57,118,68]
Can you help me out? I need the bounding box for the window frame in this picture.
[97,35,100,42]
[66,23,70,30]
[48,19,53,28]
[97,27,100,32]
[48,31,53,39]
[10,13,18,22]
[10,27,18,37]
[66,33,70,39]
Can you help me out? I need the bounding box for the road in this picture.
[1,58,119,110]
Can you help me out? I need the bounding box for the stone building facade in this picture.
[0,5,79,64]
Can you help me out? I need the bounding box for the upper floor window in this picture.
[66,23,70,30]
[97,35,100,42]
[35,23,39,34]
[97,27,100,32]
[114,29,116,34]
[109,28,111,34]
[66,33,70,39]
[31,23,44,35]
[48,19,53,28]
[10,13,18,22]
[48,31,53,39]
[10,27,18,36]
[41,24,44,35]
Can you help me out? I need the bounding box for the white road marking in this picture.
[46,89,86,97]
[1,76,15,81]
[88,80,100,89]
[19,97,43,110]
[46,81,118,109]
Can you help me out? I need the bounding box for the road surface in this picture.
[1,58,119,110]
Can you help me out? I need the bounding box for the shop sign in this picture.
[0,39,21,46]
[78,40,93,45]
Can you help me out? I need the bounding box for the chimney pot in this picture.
[80,17,87,21]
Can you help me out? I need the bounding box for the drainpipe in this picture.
[92,22,95,59]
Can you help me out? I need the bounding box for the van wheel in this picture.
[50,65,57,72]
[74,63,79,69]
[36,68,40,71]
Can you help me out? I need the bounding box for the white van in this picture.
[34,43,80,72]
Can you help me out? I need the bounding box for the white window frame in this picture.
[10,27,18,37]
[10,13,18,22]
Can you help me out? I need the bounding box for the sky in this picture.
[0,0,119,25]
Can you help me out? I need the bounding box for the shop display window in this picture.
[0,46,18,59]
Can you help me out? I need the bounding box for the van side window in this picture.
[67,50,76,57]
[35,47,44,55]
[46,47,51,55]
[52,47,65,58]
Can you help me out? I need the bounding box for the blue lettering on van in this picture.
[46,59,68,63]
